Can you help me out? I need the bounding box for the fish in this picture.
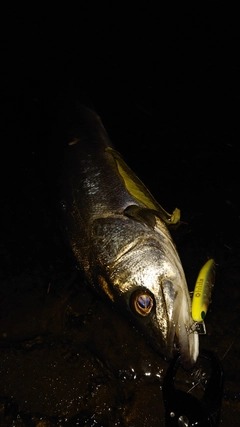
[62,105,199,368]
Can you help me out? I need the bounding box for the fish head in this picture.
[114,248,198,369]
[92,216,199,369]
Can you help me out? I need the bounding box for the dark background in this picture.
[1,3,239,426]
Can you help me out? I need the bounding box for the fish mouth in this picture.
[161,280,199,369]
[175,297,199,369]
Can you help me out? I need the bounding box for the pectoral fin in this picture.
[106,147,180,225]
[123,205,157,229]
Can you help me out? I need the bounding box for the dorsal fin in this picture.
[106,147,180,225]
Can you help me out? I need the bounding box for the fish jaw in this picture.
[174,289,199,369]
[160,277,199,369]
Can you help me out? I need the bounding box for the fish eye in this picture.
[131,290,154,316]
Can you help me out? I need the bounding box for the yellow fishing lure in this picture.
[192,258,216,322]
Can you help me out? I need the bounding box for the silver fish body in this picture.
[63,106,199,368]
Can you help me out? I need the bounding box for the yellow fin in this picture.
[106,147,180,225]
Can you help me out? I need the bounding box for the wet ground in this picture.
[1,3,240,426]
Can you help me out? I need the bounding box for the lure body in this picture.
[192,259,216,322]
[63,106,199,367]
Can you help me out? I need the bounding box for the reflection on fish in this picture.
[62,106,199,368]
